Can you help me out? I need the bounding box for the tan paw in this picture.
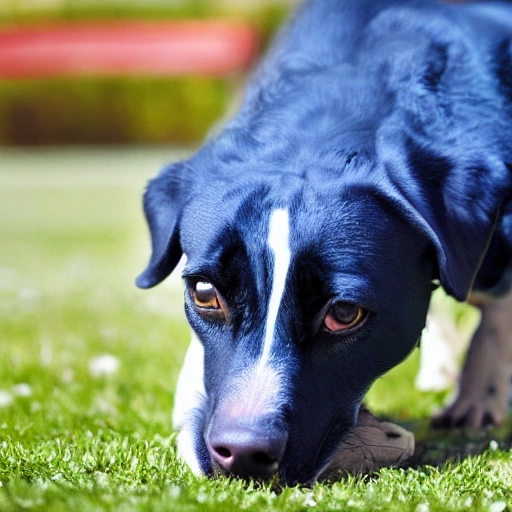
[318,408,414,480]
[431,391,507,430]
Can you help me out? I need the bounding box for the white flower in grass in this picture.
[18,288,40,302]
[303,492,317,507]
[0,267,17,290]
[0,391,13,408]
[167,485,182,499]
[94,471,109,488]
[100,327,118,340]
[88,354,120,378]
[39,339,53,367]
[30,402,42,413]
[61,368,74,384]
[196,490,208,504]
[12,383,32,397]
[489,502,507,512]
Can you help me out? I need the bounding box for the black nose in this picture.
[208,420,288,480]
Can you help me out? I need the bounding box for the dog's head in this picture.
[136,0,512,482]
[136,124,503,483]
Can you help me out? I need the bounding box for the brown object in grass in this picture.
[319,407,415,480]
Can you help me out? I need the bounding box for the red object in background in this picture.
[0,21,260,79]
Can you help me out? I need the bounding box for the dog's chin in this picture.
[211,462,280,484]
[277,448,342,486]
[276,420,356,485]
[198,442,328,485]
[277,466,321,487]
[208,459,322,486]
[216,443,342,486]
[276,452,342,486]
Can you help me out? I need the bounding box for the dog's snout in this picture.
[208,420,288,480]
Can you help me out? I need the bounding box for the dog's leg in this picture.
[432,291,512,429]
[416,296,478,392]
[416,310,464,392]
[317,408,415,480]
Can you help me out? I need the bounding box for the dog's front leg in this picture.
[432,292,512,429]
[318,408,415,480]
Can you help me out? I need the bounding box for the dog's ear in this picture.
[416,196,498,303]
[136,162,190,289]
[390,141,505,302]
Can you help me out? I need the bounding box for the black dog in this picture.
[137,0,512,484]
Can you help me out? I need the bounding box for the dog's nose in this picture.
[208,420,287,480]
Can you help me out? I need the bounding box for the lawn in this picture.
[0,147,511,511]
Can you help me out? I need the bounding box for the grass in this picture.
[0,147,511,511]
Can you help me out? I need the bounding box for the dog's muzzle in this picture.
[207,415,288,480]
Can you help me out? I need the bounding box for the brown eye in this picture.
[192,281,220,310]
[324,301,365,333]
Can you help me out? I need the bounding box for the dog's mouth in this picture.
[203,414,354,485]
[210,452,281,482]
[278,416,355,485]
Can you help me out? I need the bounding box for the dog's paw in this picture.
[431,391,507,430]
[319,408,414,480]
[431,356,511,430]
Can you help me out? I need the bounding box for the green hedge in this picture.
[0,77,236,145]
[0,4,289,146]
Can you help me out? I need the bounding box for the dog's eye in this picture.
[324,301,365,333]
[192,281,220,310]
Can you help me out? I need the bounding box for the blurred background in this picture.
[0,0,297,146]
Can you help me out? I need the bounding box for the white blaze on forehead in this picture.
[259,208,291,369]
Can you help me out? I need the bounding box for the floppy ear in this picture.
[377,34,511,301]
[388,140,506,302]
[136,162,190,289]
[413,190,499,302]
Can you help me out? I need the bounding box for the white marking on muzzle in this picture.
[173,334,206,475]
[258,208,291,370]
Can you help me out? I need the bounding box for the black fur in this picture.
[137,0,512,484]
